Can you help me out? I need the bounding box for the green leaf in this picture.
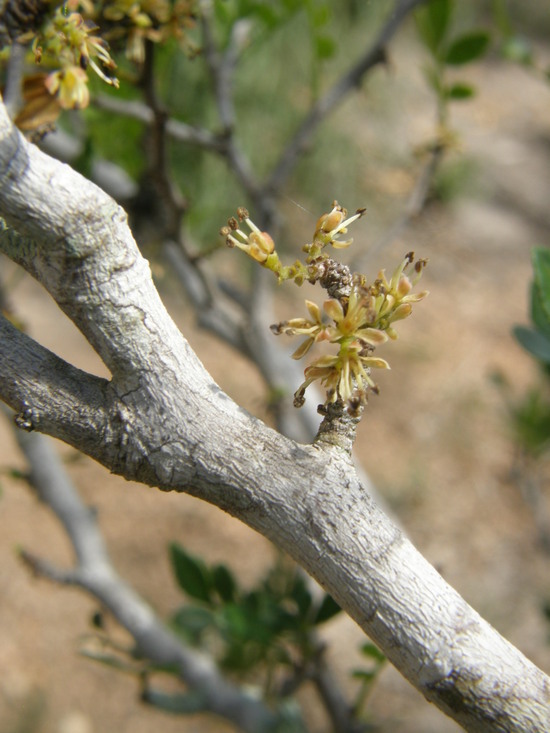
[351,669,377,681]
[313,593,342,624]
[314,35,336,60]
[360,641,386,664]
[446,82,475,100]
[513,326,550,365]
[289,575,313,619]
[142,688,206,714]
[510,388,550,455]
[169,543,213,603]
[171,606,214,639]
[531,282,550,339]
[445,31,490,65]
[414,0,452,56]
[212,564,237,603]
[532,248,550,322]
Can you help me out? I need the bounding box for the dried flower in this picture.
[221,208,275,264]
[313,202,366,249]
[223,202,428,415]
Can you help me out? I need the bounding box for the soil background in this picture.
[2,26,550,733]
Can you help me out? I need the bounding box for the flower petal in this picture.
[305,300,322,323]
[291,338,314,360]
[361,356,390,370]
[355,327,388,345]
[323,299,344,322]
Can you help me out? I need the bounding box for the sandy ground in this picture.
[2,36,550,733]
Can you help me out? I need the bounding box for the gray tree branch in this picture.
[1,97,549,732]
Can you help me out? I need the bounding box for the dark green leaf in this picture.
[510,388,550,455]
[212,564,237,603]
[80,649,137,672]
[531,281,550,339]
[414,0,452,56]
[289,575,313,619]
[445,31,490,65]
[446,82,475,100]
[313,593,342,624]
[513,326,550,364]
[169,543,212,603]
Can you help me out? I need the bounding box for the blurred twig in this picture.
[352,142,444,272]
[6,414,300,733]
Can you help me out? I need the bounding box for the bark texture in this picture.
[1,98,549,731]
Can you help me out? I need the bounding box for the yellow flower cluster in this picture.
[14,0,197,117]
[36,4,118,109]
[101,0,197,62]
[280,254,428,407]
[223,202,428,412]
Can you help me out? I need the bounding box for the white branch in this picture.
[0,98,549,732]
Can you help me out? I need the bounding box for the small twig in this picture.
[162,239,250,354]
[139,39,187,239]
[94,94,228,152]
[352,143,444,271]
[312,662,372,733]
[200,2,262,202]
[265,0,427,195]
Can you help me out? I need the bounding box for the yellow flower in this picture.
[45,66,89,109]
[323,290,387,347]
[221,208,275,263]
[271,300,335,359]
[313,202,366,249]
[294,347,389,407]
[371,252,429,338]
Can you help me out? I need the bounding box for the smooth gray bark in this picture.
[1,97,549,732]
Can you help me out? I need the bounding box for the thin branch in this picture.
[10,423,301,733]
[94,94,228,152]
[200,3,263,202]
[162,240,250,353]
[352,143,444,272]
[139,39,187,239]
[265,0,427,195]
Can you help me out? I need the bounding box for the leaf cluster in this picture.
[169,542,341,678]
[415,0,490,106]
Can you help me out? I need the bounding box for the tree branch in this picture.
[94,94,228,153]
[11,423,291,733]
[1,96,549,732]
[0,312,109,450]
